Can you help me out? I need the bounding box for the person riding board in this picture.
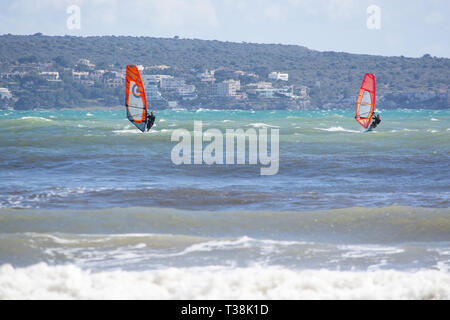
[146,111,155,132]
[369,114,381,130]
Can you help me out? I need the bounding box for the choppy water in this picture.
[0,108,449,299]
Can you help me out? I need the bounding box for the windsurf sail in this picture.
[125,65,148,132]
[355,73,376,129]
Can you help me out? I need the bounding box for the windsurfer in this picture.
[146,111,156,131]
[369,114,381,130]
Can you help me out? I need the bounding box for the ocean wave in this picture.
[20,116,53,122]
[0,263,449,299]
[0,206,449,243]
[314,127,360,133]
[247,123,279,129]
[112,129,142,134]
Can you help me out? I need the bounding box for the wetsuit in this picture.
[369,117,381,130]
[146,114,155,131]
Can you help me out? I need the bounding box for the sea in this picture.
[0,108,449,299]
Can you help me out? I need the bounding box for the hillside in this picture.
[0,34,449,109]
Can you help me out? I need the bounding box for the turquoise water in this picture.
[0,108,449,299]
[1,108,449,210]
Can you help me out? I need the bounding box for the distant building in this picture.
[160,77,186,90]
[225,79,240,92]
[246,82,273,94]
[268,72,289,82]
[78,59,96,69]
[0,88,12,99]
[255,86,293,98]
[212,79,240,97]
[146,84,164,100]
[90,70,106,81]
[142,74,173,87]
[39,72,60,81]
[72,71,89,81]
[177,84,196,96]
[144,65,171,71]
[198,69,215,83]
[105,77,123,88]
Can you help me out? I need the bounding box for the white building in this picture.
[90,70,106,81]
[146,84,164,100]
[160,77,186,90]
[72,71,89,81]
[0,88,12,99]
[177,85,196,96]
[255,86,293,98]
[212,79,240,97]
[78,59,96,69]
[246,82,273,94]
[39,72,60,81]
[144,65,171,71]
[105,78,123,88]
[225,79,240,93]
[141,74,173,87]
[268,72,289,82]
[198,69,215,83]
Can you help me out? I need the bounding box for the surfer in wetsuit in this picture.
[369,114,381,130]
[146,111,156,132]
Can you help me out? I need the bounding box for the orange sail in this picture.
[355,73,376,129]
[125,65,148,132]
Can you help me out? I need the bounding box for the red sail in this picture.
[355,73,376,129]
[125,65,148,132]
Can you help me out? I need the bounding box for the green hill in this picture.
[0,34,448,109]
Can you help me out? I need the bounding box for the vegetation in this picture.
[0,34,448,109]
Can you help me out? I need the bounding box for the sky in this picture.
[0,0,449,58]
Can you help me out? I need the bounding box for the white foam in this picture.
[430,118,439,121]
[402,128,419,132]
[113,129,141,134]
[20,116,53,122]
[339,245,404,259]
[0,263,449,300]
[247,123,279,129]
[315,127,360,133]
